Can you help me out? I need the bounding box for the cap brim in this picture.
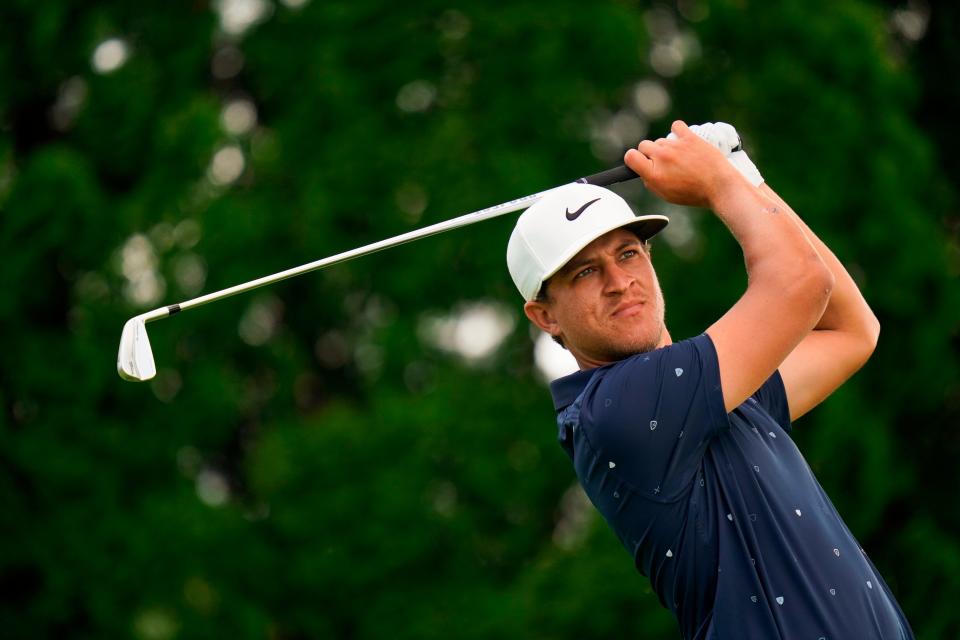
[536,214,669,295]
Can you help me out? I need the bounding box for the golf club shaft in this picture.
[141,164,640,324]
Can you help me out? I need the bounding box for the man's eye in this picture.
[575,267,594,279]
[621,249,639,259]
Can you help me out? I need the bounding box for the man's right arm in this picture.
[625,121,835,413]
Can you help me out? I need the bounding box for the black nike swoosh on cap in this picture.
[565,198,601,221]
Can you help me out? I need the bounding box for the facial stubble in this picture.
[603,280,667,361]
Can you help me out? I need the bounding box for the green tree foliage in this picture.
[1,0,957,638]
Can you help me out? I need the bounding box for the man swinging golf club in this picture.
[507,121,913,639]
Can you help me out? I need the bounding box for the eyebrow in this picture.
[559,240,640,278]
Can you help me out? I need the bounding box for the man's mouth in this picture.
[612,301,646,317]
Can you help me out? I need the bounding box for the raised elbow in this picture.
[863,314,881,352]
[816,259,836,298]
[775,257,834,327]
[847,283,881,355]
[850,316,880,370]
[798,257,835,307]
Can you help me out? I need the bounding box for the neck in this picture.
[574,327,673,370]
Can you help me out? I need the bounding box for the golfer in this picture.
[507,121,913,639]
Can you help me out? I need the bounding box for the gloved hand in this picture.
[668,122,764,186]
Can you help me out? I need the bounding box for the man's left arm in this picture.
[759,184,881,422]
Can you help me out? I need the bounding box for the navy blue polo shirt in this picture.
[550,333,913,640]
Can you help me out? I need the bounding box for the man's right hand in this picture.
[668,121,765,187]
[624,120,747,210]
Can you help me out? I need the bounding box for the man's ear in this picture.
[524,300,562,341]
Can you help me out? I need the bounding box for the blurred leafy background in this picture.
[1,0,958,638]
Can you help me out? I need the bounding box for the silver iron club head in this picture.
[117,316,157,381]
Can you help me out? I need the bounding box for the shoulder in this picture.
[571,335,729,500]
[593,334,718,394]
[579,335,721,422]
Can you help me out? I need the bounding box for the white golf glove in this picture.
[668,122,764,186]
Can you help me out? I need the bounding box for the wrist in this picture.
[680,121,765,187]
[729,150,764,186]
[705,161,752,210]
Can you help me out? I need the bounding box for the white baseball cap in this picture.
[506,183,669,301]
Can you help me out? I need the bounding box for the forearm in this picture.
[759,183,880,340]
[645,121,832,293]
[708,175,830,293]
[625,122,832,301]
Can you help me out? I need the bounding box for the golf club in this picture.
[117,163,641,382]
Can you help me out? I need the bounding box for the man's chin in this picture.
[608,342,659,360]
[600,331,664,361]
[565,322,665,365]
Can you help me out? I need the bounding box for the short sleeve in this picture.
[577,333,730,499]
[749,369,792,432]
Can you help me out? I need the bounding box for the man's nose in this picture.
[603,262,636,294]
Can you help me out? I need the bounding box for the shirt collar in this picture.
[549,367,599,412]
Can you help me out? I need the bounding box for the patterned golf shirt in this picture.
[550,333,913,640]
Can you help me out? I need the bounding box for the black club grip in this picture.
[576,164,639,187]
